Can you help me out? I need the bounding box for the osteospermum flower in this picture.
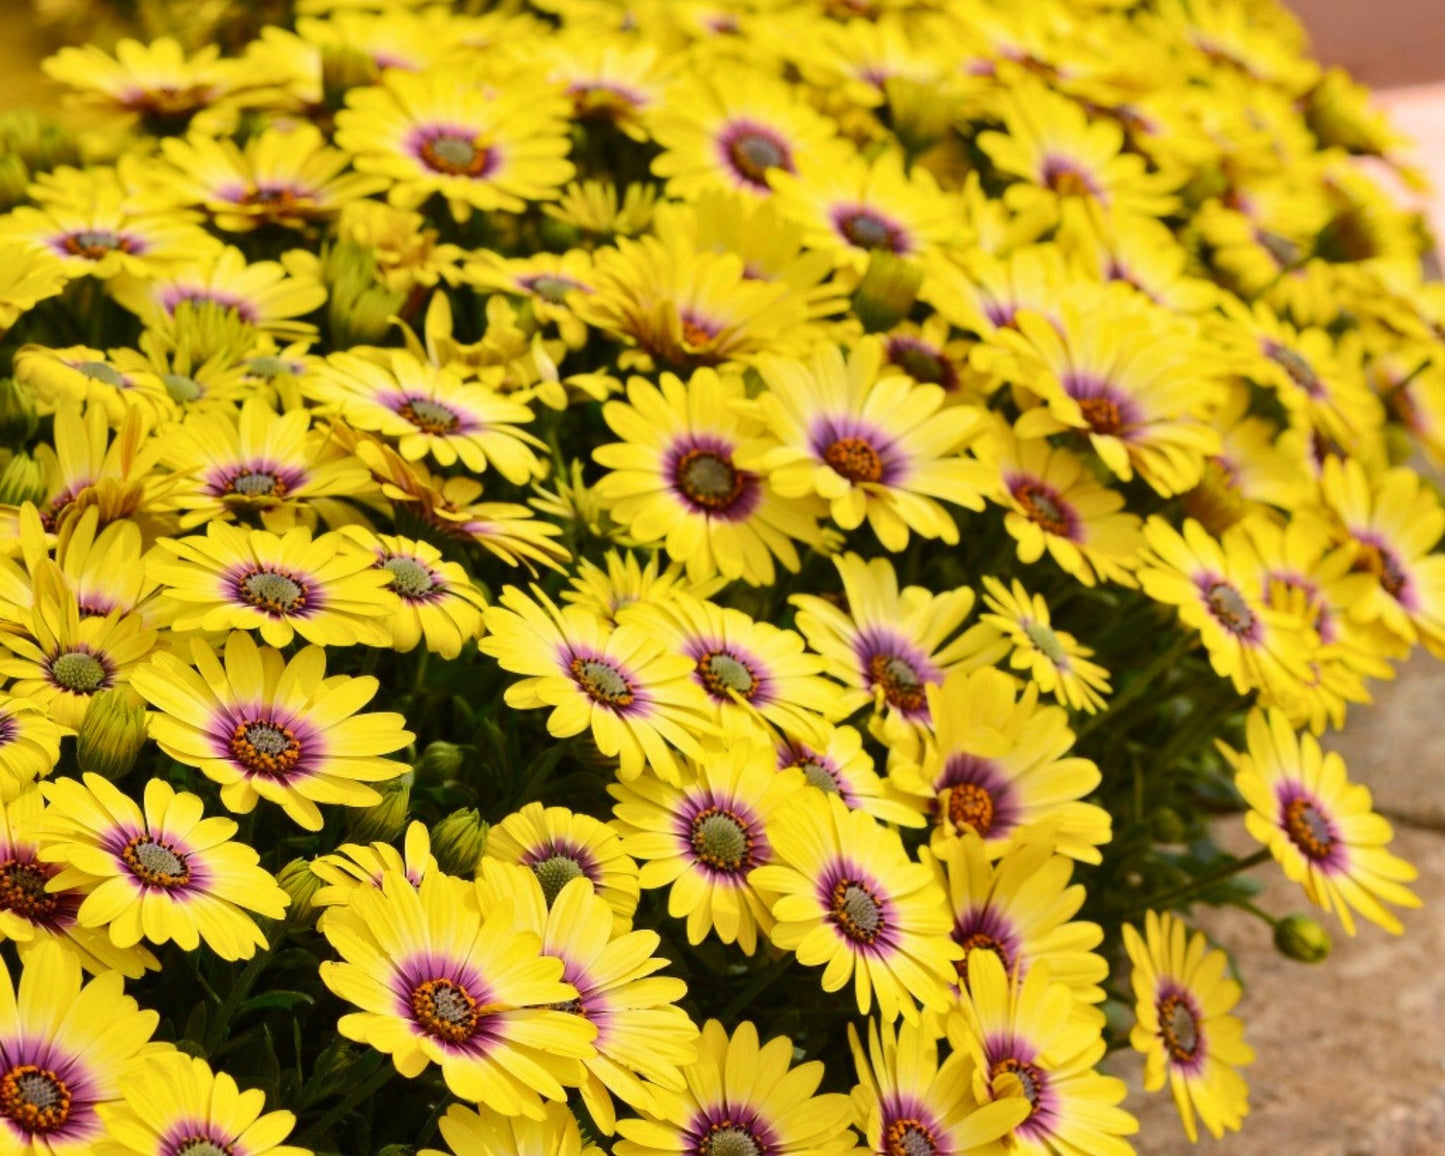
[977,576,1111,714]
[0,939,158,1155]
[39,774,289,960]
[1229,708,1420,935]
[613,1019,857,1156]
[95,1052,308,1156]
[319,870,596,1115]
[480,586,713,784]
[609,741,796,956]
[421,1101,603,1156]
[560,551,725,628]
[485,802,640,934]
[932,834,1107,1002]
[480,863,699,1132]
[790,553,997,737]
[0,243,68,334]
[592,369,822,587]
[848,1016,1029,1156]
[893,668,1112,865]
[620,593,841,746]
[13,345,174,427]
[307,350,546,482]
[0,788,156,978]
[775,723,925,828]
[148,521,398,648]
[335,68,575,220]
[311,821,436,924]
[157,395,374,531]
[150,123,388,231]
[751,791,961,1023]
[949,952,1138,1156]
[131,631,414,832]
[1123,911,1254,1144]
[339,528,487,659]
[0,696,65,799]
[742,339,991,551]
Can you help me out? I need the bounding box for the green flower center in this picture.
[122,835,190,888]
[885,1120,938,1156]
[175,1139,232,1156]
[529,275,581,303]
[50,651,107,693]
[991,1057,1043,1109]
[830,878,884,944]
[868,653,926,713]
[690,808,750,872]
[570,657,634,706]
[677,450,743,506]
[799,758,840,794]
[1204,582,1255,637]
[1158,992,1200,1061]
[240,570,306,614]
[1022,620,1069,664]
[163,373,203,401]
[76,360,124,386]
[64,229,127,259]
[420,135,491,176]
[698,651,755,700]
[228,470,281,497]
[410,978,478,1043]
[534,854,585,904]
[701,1125,761,1156]
[246,355,288,379]
[1013,480,1071,535]
[400,397,460,434]
[383,556,436,599]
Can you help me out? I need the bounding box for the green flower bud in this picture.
[275,858,323,924]
[430,808,489,876]
[413,740,465,784]
[376,1146,413,1156]
[0,156,29,211]
[0,112,79,189]
[0,452,46,507]
[76,688,149,781]
[346,771,413,844]
[322,45,379,112]
[852,251,924,334]
[0,379,38,449]
[1273,914,1331,963]
[323,241,406,347]
[1150,806,1187,844]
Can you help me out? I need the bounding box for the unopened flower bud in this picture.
[1273,914,1331,963]
[0,155,29,210]
[413,740,465,784]
[323,241,405,347]
[276,858,323,924]
[322,45,379,112]
[0,378,38,449]
[0,453,47,506]
[430,808,489,876]
[347,771,413,844]
[76,688,148,781]
[1150,806,1187,844]
[853,251,924,333]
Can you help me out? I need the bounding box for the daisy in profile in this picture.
[979,81,1178,221]
[791,553,997,737]
[769,148,963,272]
[932,834,1107,1003]
[977,576,1111,714]
[593,369,823,587]
[751,791,960,1023]
[480,863,699,1132]
[97,1052,308,1156]
[335,68,575,219]
[39,773,289,960]
[422,1101,603,1156]
[465,248,596,349]
[949,952,1138,1156]
[319,870,596,1115]
[621,593,841,745]
[1137,517,1314,699]
[848,1016,1030,1156]
[977,420,1145,588]
[1228,707,1420,935]
[485,802,640,933]
[0,788,156,978]
[1123,911,1254,1143]
[338,528,487,659]
[1000,284,1223,496]
[13,345,175,426]
[18,504,155,624]
[131,631,414,832]
[479,585,713,783]
[307,350,547,483]
[0,695,66,799]
[1318,456,1445,657]
[609,741,796,955]
[312,821,436,922]
[148,521,399,648]
[0,939,157,1155]
[150,123,388,231]
[893,668,1112,865]
[0,563,158,729]
[0,243,68,334]
[158,395,374,531]
[648,66,839,199]
[614,1019,857,1156]
[560,551,725,628]
[742,339,991,551]
[1,166,219,281]
[775,722,926,828]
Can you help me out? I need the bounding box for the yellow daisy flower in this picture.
[421,1101,603,1156]
[751,790,961,1023]
[0,243,68,336]
[560,551,726,628]
[148,521,399,648]
[774,721,926,828]
[311,821,436,924]
[39,773,289,960]
[1123,911,1254,1143]
[977,576,1111,714]
[1228,707,1420,935]
[0,696,66,799]
[12,345,175,426]
[131,631,414,832]
[335,68,575,220]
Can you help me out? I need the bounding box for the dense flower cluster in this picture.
[0,0,1435,1151]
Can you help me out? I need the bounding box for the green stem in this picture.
[1124,849,1271,917]
[295,1053,393,1146]
[203,932,283,1054]
[1076,631,1195,742]
[720,952,794,1021]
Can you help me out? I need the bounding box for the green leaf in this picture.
[239,991,315,1015]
